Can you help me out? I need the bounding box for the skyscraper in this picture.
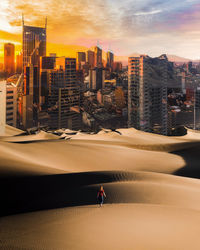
[89,68,105,90]
[106,51,114,71]
[128,55,168,135]
[76,52,86,70]
[0,81,6,135]
[87,50,95,68]
[16,52,23,74]
[22,65,39,128]
[94,46,102,68]
[113,62,122,72]
[21,19,47,129]
[40,56,56,110]
[6,83,17,127]
[22,21,46,69]
[48,57,81,130]
[4,43,15,76]
[186,61,193,74]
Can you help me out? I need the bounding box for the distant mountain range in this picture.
[116,54,200,66]
[166,54,200,63]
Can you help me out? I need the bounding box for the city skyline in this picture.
[1,0,200,61]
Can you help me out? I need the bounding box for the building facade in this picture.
[106,51,114,71]
[0,81,6,134]
[76,52,86,70]
[23,24,46,69]
[128,55,168,135]
[6,83,17,127]
[113,62,122,72]
[40,56,56,111]
[21,22,47,129]
[87,50,95,68]
[48,57,81,130]
[22,65,39,128]
[4,43,15,76]
[89,68,106,90]
[94,46,102,68]
[16,52,23,74]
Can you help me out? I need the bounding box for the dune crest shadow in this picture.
[172,145,200,179]
[0,171,135,217]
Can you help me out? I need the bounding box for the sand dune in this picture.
[1,170,200,215]
[1,124,24,137]
[1,126,200,249]
[180,127,200,140]
[68,128,200,152]
[0,139,187,176]
[1,204,200,250]
[0,130,60,142]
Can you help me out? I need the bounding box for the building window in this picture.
[6,118,13,122]
[6,96,13,100]
[7,107,13,111]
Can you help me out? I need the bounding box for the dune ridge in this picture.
[1,170,200,216]
[1,126,200,249]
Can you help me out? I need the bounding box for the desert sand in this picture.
[0,125,200,249]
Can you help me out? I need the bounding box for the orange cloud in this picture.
[1,0,200,61]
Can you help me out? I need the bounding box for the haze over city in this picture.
[1,0,200,61]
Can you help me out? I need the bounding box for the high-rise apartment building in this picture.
[6,83,17,127]
[89,68,106,90]
[40,56,56,110]
[22,65,39,128]
[87,50,95,68]
[21,20,47,129]
[48,57,81,130]
[76,70,85,107]
[0,81,6,134]
[16,52,23,74]
[4,43,15,76]
[106,51,114,71]
[94,46,102,68]
[128,55,168,135]
[41,56,56,70]
[76,52,86,70]
[113,62,122,72]
[186,61,193,74]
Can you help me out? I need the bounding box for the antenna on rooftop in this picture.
[108,43,113,53]
[22,13,24,27]
[97,40,102,49]
[45,16,47,29]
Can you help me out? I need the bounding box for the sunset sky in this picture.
[1,0,200,61]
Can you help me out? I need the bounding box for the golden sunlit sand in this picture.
[0,125,200,249]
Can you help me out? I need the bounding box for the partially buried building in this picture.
[128,54,173,135]
[47,57,81,130]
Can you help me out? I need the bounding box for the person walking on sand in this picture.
[97,186,106,207]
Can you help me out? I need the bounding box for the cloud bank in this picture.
[0,0,200,58]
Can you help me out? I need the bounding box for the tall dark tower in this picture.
[4,43,15,76]
[22,18,46,69]
[21,17,47,129]
[106,51,114,71]
[94,43,102,68]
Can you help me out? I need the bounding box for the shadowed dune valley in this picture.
[1,125,200,250]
